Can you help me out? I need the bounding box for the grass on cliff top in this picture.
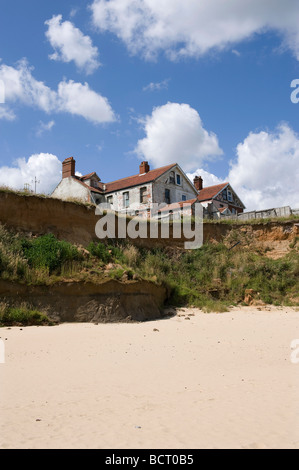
[203,214,299,225]
[0,224,298,312]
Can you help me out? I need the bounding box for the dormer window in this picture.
[176,174,181,185]
[169,171,175,184]
[90,178,98,188]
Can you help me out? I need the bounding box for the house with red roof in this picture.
[51,158,245,218]
[52,158,198,216]
[193,176,245,217]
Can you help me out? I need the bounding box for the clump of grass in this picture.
[0,302,53,326]
[109,268,125,280]
[21,234,83,275]
[122,245,140,267]
[87,241,127,266]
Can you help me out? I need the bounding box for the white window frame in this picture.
[123,191,130,208]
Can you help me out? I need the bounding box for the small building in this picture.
[193,176,245,218]
[51,157,105,205]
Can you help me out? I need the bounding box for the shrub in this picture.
[0,303,53,326]
[87,241,111,263]
[21,234,81,274]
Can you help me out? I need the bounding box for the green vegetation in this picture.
[203,214,299,225]
[0,223,298,315]
[134,244,299,311]
[0,303,53,326]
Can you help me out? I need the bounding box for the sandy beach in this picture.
[1,306,299,449]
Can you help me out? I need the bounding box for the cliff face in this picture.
[0,191,298,252]
[0,279,167,323]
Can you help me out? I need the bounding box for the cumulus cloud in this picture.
[0,59,116,123]
[0,153,62,194]
[187,168,225,188]
[135,102,223,171]
[228,124,299,210]
[57,80,115,123]
[90,0,299,60]
[187,124,299,211]
[45,15,100,74]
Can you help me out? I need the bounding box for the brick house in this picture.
[51,157,245,218]
[51,158,198,216]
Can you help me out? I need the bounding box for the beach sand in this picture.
[1,306,299,449]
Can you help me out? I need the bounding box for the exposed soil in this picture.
[0,278,167,323]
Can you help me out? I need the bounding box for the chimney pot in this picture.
[139,161,150,175]
[194,175,203,191]
[62,157,76,179]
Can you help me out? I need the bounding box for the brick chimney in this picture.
[139,161,150,175]
[193,175,203,191]
[62,157,76,179]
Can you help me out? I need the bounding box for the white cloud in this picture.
[45,15,100,74]
[228,124,299,210]
[0,59,57,112]
[232,49,241,57]
[187,168,225,188]
[57,80,115,124]
[36,120,55,137]
[0,106,16,121]
[0,153,62,194]
[135,102,223,171]
[186,124,299,211]
[70,8,79,18]
[143,79,169,92]
[90,0,299,60]
[0,59,116,124]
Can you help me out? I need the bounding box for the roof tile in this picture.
[105,164,176,192]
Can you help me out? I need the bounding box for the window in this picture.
[165,189,170,204]
[123,191,130,208]
[182,195,186,201]
[90,178,98,188]
[140,187,147,204]
[231,208,236,214]
[169,171,175,184]
[176,174,181,185]
[227,190,233,202]
[107,195,113,206]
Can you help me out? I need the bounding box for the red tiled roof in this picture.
[74,176,103,194]
[197,182,228,202]
[81,172,100,181]
[158,198,198,212]
[105,164,176,193]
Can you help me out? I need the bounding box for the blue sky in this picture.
[0,0,298,210]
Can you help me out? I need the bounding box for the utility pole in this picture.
[32,176,40,194]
